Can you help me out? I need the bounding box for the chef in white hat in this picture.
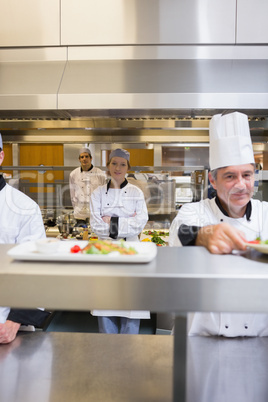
[169,111,268,336]
[69,147,106,224]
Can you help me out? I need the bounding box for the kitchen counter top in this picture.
[0,331,173,402]
[2,244,268,312]
[2,244,268,401]
[1,326,267,402]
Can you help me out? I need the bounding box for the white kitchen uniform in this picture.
[69,166,106,220]
[169,197,268,337]
[90,181,150,319]
[0,178,46,323]
[187,336,268,402]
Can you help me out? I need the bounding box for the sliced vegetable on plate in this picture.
[70,240,138,255]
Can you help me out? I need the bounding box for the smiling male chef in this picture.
[0,134,50,343]
[69,147,106,224]
[169,111,268,337]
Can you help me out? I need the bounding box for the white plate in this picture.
[245,242,268,254]
[7,240,157,263]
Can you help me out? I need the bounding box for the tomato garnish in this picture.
[70,245,81,253]
[248,240,261,244]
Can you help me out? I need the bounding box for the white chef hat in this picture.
[0,133,2,149]
[209,112,255,170]
[109,148,130,161]
[79,147,92,157]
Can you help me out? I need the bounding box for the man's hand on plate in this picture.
[195,222,247,254]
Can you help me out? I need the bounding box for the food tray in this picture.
[7,240,157,263]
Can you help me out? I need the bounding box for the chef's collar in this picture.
[80,165,94,173]
[0,175,6,191]
[106,178,128,191]
[215,195,252,221]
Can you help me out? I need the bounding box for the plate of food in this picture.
[245,239,268,254]
[7,239,157,263]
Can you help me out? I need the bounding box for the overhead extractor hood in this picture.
[0,46,268,118]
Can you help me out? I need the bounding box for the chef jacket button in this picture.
[220,219,223,222]
[225,325,229,329]
[107,203,109,205]
[244,325,248,329]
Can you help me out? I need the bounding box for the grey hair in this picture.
[210,163,256,182]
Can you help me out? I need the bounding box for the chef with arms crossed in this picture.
[169,111,268,337]
[69,147,106,225]
[0,134,50,343]
[90,148,150,334]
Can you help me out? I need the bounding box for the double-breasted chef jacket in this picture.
[0,175,49,325]
[169,196,268,337]
[90,179,150,319]
[69,166,106,220]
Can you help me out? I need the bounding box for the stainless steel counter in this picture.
[2,244,268,401]
[2,245,268,313]
[1,327,268,402]
[0,331,173,402]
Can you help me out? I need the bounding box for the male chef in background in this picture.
[0,134,50,343]
[69,147,106,225]
[169,111,268,337]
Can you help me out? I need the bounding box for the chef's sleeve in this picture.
[178,224,201,246]
[7,309,51,329]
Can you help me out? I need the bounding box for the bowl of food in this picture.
[35,238,60,254]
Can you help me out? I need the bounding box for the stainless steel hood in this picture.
[1,45,268,113]
[0,45,268,142]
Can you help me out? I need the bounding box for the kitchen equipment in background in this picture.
[191,170,208,202]
[146,174,176,214]
[57,212,77,236]
[175,176,193,207]
[42,209,57,227]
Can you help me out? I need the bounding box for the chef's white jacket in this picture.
[90,181,150,319]
[69,166,106,220]
[90,181,149,241]
[187,336,268,402]
[0,181,46,323]
[169,197,268,337]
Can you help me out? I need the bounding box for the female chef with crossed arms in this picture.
[90,148,150,334]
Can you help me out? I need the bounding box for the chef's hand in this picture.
[195,222,247,254]
[102,216,111,224]
[0,320,21,344]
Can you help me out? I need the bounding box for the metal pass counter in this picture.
[1,244,268,401]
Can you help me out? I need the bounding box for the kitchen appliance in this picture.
[191,170,208,202]
[56,212,77,235]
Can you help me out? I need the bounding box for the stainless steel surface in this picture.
[0,331,172,402]
[237,0,268,43]
[1,45,268,115]
[2,245,268,313]
[62,0,235,45]
[2,245,268,402]
[0,1,60,47]
[0,113,267,145]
